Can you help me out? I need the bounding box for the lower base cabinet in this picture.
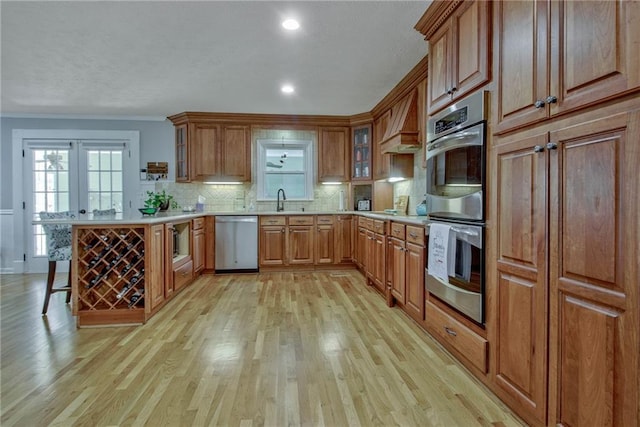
[426,300,488,374]
[72,217,203,327]
[388,223,425,322]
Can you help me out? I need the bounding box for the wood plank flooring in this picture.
[1,271,525,426]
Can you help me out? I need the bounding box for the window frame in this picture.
[256,139,314,201]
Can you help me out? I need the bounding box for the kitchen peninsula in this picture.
[58,211,427,327]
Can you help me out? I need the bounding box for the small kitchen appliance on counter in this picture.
[356,199,371,211]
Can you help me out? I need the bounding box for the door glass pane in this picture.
[88,171,99,191]
[85,149,124,212]
[88,152,100,170]
[31,148,71,256]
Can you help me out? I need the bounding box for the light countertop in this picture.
[34,210,429,226]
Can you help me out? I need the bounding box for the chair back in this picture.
[92,208,116,216]
[39,211,75,261]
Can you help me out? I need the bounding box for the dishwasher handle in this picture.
[215,216,258,224]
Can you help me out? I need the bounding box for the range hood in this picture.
[380,88,421,153]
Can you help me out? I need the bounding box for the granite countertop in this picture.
[33,210,429,226]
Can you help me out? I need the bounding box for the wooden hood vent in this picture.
[380,88,421,153]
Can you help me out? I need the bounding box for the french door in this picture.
[20,132,139,273]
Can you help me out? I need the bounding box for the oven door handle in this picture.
[426,274,482,296]
[426,129,483,159]
[426,223,479,237]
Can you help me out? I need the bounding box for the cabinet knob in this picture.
[534,100,546,109]
[546,142,558,150]
[533,145,545,153]
[546,95,558,104]
[281,228,285,233]
[446,87,457,96]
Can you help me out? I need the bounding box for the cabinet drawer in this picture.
[261,216,286,226]
[390,223,406,239]
[406,225,424,246]
[358,216,373,229]
[316,215,334,225]
[174,259,193,291]
[289,216,314,226]
[192,217,205,230]
[373,220,386,234]
[425,301,487,373]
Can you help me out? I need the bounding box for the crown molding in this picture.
[414,0,465,40]
[371,55,428,118]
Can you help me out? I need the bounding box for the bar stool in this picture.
[39,211,76,314]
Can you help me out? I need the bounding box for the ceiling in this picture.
[1,1,430,119]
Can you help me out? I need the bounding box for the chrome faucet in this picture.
[276,188,287,212]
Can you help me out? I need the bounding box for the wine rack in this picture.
[76,227,147,323]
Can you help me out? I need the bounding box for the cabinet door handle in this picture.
[534,100,546,109]
[546,142,558,150]
[546,95,558,104]
[533,145,545,153]
[409,232,417,238]
[281,228,285,233]
[444,326,457,337]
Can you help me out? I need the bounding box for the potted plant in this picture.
[144,190,178,211]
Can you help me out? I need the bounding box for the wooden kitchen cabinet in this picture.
[288,216,314,265]
[404,226,425,322]
[166,221,193,295]
[315,216,335,265]
[259,217,286,267]
[221,125,251,181]
[148,224,165,311]
[351,124,372,180]
[318,127,350,182]
[491,111,639,426]
[191,217,205,274]
[387,229,406,307]
[169,116,251,182]
[416,0,491,115]
[493,0,640,134]
[388,223,425,322]
[259,216,316,267]
[335,215,353,264]
[175,124,189,182]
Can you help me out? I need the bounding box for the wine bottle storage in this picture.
[77,227,146,311]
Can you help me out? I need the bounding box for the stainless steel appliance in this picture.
[425,219,484,324]
[426,91,487,221]
[357,199,371,211]
[215,215,258,273]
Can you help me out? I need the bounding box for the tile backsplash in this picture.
[141,128,426,214]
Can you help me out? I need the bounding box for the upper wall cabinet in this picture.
[351,123,372,181]
[416,0,491,115]
[318,126,350,183]
[168,114,251,183]
[493,0,640,134]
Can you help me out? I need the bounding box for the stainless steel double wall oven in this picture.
[425,91,487,324]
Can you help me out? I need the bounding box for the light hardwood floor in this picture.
[1,271,525,426]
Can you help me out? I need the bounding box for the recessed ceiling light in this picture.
[282,19,300,30]
[281,84,295,94]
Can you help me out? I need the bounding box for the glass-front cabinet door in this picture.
[352,124,372,180]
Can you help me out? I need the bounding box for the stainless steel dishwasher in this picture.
[215,215,258,273]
